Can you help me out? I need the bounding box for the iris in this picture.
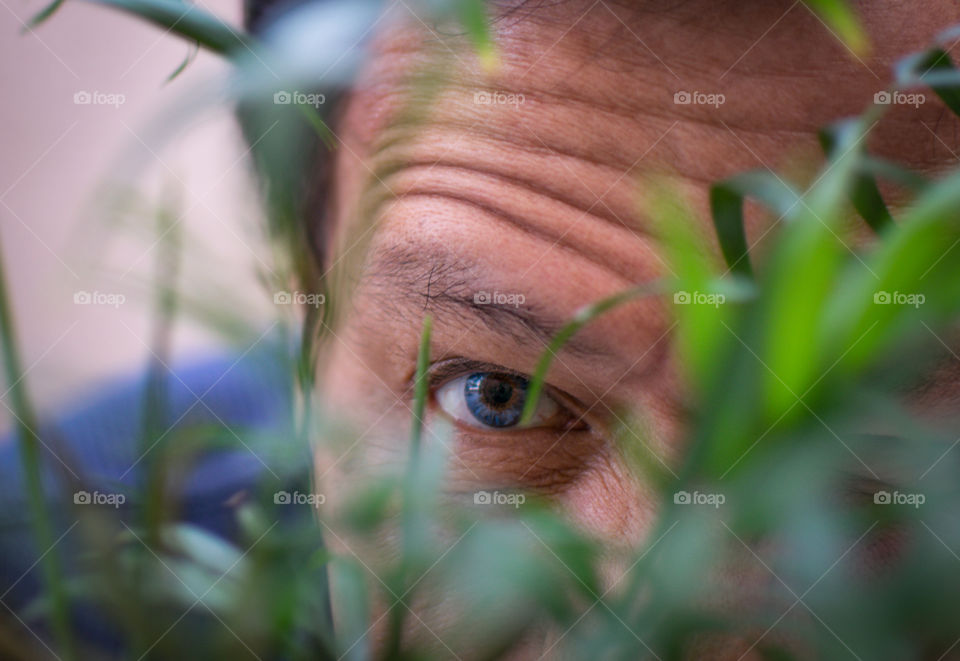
[463,372,528,428]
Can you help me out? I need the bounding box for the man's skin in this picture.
[310,1,960,657]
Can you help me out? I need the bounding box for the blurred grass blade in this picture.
[823,165,960,370]
[896,48,960,117]
[801,0,868,55]
[24,0,66,30]
[648,180,753,389]
[166,41,200,82]
[81,0,253,56]
[410,315,432,459]
[709,171,803,277]
[297,103,337,150]
[330,558,370,661]
[139,190,181,545]
[819,120,892,233]
[860,156,930,194]
[709,183,753,278]
[0,239,75,660]
[760,116,865,420]
[456,0,498,71]
[520,282,664,425]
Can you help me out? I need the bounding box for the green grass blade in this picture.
[709,172,802,277]
[823,166,960,371]
[859,156,930,194]
[0,240,75,660]
[801,0,868,55]
[519,283,664,426]
[456,0,498,71]
[760,117,864,420]
[165,41,200,82]
[896,48,960,117]
[709,183,754,278]
[819,120,892,233]
[410,315,432,459]
[24,0,66,30]
[80,0,253,56]
[297,103,337,151]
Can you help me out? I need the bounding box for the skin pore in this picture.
[311,0,960,657]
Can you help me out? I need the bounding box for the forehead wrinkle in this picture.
[362,242,610,359]
[358,127,674,286]
[372,149,648,237]
[389,189,642,287]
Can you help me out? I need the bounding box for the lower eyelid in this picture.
[446,424,604,492]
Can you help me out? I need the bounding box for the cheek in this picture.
[559,446,659,547]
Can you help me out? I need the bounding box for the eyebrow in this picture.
[363,243,611,358]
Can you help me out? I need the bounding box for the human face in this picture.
[314,0,960,655]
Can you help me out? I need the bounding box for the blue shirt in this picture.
[0,348,315,655]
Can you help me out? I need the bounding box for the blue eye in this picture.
[436,371,560,430]
[465,372,526,427]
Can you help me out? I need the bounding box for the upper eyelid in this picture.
[425,357,586,413]
[425,357,531,387]
[399,358,493,401]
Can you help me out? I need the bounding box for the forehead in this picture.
[328,0,956,354]
[339,0,952,173]
[335,0,952,245]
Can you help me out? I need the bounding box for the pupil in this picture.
[482,378,514,407]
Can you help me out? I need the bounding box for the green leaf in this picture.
[709,171,804,277]
[819,119,892,233]
[896,48,960,117]
[80,0,253,56]
[329,558,370,661]
[519,282,665,425]
[822,166,960,372]
[410,314,432,459]
[166,40,200,82]
[163,523,246,576]
[649,180,751,389]
[760,116,864,420]
[456,0,497,71]
[297,103,337,151]
[24,0,66,30]
[859,156,930,194]
[801,0,868,55]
